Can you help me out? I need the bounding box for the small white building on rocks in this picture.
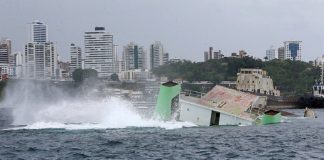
[236,68,280,96]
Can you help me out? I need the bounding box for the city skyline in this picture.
[0,0,324,62]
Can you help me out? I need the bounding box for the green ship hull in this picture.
[154,81,181,121]
[261,110,282,125]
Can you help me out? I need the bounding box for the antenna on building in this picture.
[321,62,323,84]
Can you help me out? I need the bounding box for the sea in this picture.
[0,107,324,159]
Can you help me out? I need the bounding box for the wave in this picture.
[8,97,196,130]
[8,120,196,130]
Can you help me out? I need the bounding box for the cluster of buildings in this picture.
[0,20,59,80]
[203,41,302,62]
[203,47,253,62]
[68,27,170,81]
[203,47,223,61]
[0,20,173,81]
[265,41,302,61]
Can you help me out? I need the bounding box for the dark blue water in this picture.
[1,109,324,159]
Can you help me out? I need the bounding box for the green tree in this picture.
[110,73,119,81]
[152,57,319,95]
[72,69,98,82]
[84,69,98,79]
[72,69,83,82]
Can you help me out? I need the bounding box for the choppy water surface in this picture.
[0,109,324,159]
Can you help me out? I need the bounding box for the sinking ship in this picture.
[154,81,282,126]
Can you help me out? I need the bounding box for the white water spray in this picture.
[2,81,195,130]
[12,97,194,130]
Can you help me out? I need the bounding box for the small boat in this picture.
[261,110,282,125]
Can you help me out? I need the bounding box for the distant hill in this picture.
[152,57,320,96]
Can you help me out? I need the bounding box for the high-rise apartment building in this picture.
[150,41,165,69]
[70,43,82,73]
[208,47,213,60]
[284,41,302,61]
[163,52,169,65]
[0,38,12,76]
[23,20,58,79]
[84,27,114,77]
[204,47,223,61]
[24,42,57,79]
[28,20,48,43]
[213,50,223,60]
[113,44,119,73]
[278,47,285,60]
[44,42,58,79]
[123,42,146,71]
[0,38,11,64]
[12,52,24,78]
[204,51,209,62]
[266,47,276,61]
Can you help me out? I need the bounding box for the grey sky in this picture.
[0,0,323,62]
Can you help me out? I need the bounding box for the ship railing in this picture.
[181,90,206,98]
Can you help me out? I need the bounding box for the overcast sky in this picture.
[0,0,323,62]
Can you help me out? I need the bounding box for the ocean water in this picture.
[0,109,324,159]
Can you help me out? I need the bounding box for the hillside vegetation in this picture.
[152,57,320,95]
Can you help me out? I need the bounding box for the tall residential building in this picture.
[70,43,82,73]
[28,20,48,43]
[204,47,223,61]
[209,47,213,60]
[0,38,11,76]
[278,47,285,60]
[204,51,209,62]
[24,42,57,79]
[204,47,213,62]
[213,50,223,60]
[13,52,24,78]
[113,44,119,73]
[84,27,114,77]
[163,52,169,64]
[123,42,146,71]
[150,41,165,69]
[265,47,276,61]
[284,41,302,61]
[0,38,11,64]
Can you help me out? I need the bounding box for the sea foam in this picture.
[9,97,195,130]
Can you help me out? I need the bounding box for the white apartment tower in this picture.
[84,27,114,78]
[24,20,58,79]
[0,38,11,76]
[0,38,11,64]
[70,43,82,73]
[150,41,165,69]
[283,41,302,61]
[123,42,146,71]
[24,42,57,79]
[14,52,24,78]
[28,20,48,43]
[265,46,276,61]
